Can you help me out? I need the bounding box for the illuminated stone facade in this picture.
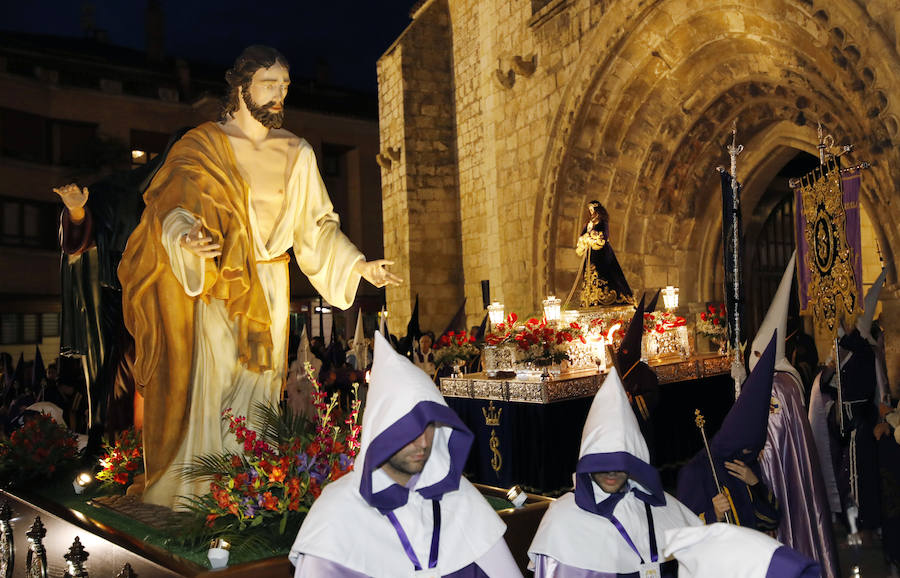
[379,0,900,390]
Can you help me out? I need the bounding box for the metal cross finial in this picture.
[817,121,836,165]
[63,536,89,578]
[25,517,45,545]
[25,517,47,578]
[0,501,12,578]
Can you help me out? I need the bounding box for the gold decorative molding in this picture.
[441,378,471,398]
[472,380,506,400]
[440,355,730,402]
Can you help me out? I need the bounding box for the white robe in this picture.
[290,332,520,577]
[529,486,701,575]
[149,134,363,507]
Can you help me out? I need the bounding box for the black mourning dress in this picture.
[577,218,634,307]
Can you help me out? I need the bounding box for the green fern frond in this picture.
[179,452,244,481]
[250,401,313,447]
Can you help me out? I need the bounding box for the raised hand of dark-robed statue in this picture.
[180,220,222,259]
[53,183,90,224]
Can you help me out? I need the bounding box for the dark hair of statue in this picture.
[220,45,290,122]
[588,200,610,223]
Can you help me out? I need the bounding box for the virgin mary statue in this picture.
[575,200,634,307]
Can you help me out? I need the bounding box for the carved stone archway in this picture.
[535,0,900,312]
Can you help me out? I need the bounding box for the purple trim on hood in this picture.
[574,451,665,515]
[359,400,473,512]
[766,545,821,578]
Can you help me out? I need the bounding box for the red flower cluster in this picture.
[699,303,727,326]
[437,330,476,347]
[515,317,586,364]
[0,413,79,485]
[696,303,728,338]
[643,312,688,334]
[96,427,144,490]
[485,313,519,346]
[226,412,275,457]
[433,329,480,368]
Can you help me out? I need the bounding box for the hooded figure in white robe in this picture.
[527,367,702,577]
[289,331,521,577]
[285,325,320,418]
[753,252,839,577]
[663,523,819,578]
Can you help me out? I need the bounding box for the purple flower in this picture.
[296,453,310,473]
[241,496,257,518]
[310,465,328,484]
[338,454,352,470]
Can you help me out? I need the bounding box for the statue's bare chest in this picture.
[228,138,292,241]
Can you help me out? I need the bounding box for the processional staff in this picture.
[816,123,849,436]
[726,120,745,398]
[694,409,734,524]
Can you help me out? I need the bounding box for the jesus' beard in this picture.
[242,90,284,129]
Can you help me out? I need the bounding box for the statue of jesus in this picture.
[118,46,401,509]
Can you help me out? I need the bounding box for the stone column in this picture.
[377,0,465,333]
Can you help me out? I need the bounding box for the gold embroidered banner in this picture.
[797,158,862,338]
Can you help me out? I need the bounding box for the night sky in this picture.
[0,1,415,93]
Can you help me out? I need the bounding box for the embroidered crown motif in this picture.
[482,401,502,426]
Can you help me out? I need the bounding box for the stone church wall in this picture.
[378,0,464,332]
[379,0,900,388]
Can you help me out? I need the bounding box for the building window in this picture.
[322,143,349,178]
[22,314,38,343]
[0,107,50,163]
[55,119,98,166]
[0,313,59,345]
[0,314,17,344]
[41,312,60,338]
[0,196,59,250]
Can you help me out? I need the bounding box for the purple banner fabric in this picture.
[842,169,863,299]
[760,373,840,578]
[795,188,811,311]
